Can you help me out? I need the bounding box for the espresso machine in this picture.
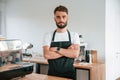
[0,39,33,80]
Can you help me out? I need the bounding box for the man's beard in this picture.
[56,22,67,29]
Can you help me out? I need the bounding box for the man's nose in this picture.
[59,17,64,22]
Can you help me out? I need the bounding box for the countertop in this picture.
[13,73,72,80]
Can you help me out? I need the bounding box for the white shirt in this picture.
[42,30,80,46]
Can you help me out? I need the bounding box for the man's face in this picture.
[54,11,68,29]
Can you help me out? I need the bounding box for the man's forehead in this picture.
[55,11,67,14]
[55,11,68,16]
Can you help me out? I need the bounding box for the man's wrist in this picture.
[56,47,60,53]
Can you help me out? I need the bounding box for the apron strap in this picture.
[67,30,71,43]
[51,30,56,42]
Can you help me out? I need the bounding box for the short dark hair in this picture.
[54,5,68,14]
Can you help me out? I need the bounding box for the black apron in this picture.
[48,30,76,80]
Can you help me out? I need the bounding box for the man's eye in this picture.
[63,16,66,18]
[56,16,60,18]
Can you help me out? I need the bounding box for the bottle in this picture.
[15,53,20,63]
[85,50,92,63]
[0,57,3,66]
[85,50,90,63]
[89,53,92,64]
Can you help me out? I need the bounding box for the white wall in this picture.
[106,0,120,80]
[5,0,105,61]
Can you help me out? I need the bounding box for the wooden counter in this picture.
[23,57,105,80]
[16,73,72,80]
[0,64,71,80]
[116,77,120,80]
[0,64,21,72]
[74,62,105,80]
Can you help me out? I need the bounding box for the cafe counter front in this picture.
[23,50,105,80]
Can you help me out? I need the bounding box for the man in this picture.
[43,5,80,80]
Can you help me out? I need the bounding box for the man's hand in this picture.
[43,46,63,59]
[68,44,79,50]
[57,44,80,58]
[49,47,57,52]
[68,45,74,49]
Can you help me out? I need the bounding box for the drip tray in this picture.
[0,62,33,80]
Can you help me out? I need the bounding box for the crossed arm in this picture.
[43,44,80,59]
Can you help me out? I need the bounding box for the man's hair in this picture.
[54,5,68,14]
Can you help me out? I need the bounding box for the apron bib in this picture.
[48,30,76,79]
